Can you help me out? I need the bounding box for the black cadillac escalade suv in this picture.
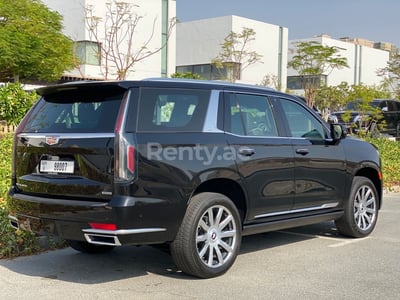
[9,79,382,278]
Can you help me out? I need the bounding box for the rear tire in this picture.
[170,192,242,278]
[335,176,378,238]
[66,240,115,254]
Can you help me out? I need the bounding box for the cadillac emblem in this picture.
[45,136,59,146]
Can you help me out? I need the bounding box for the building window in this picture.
[75,41,100,66]
[213,62,241,81]
[176,63,241,81]
[193,64,211,79]
[287,75,327,90]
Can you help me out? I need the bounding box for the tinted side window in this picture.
[388,100,400,111]
[385,101,393,111]
[137,88,210,132]
[22,94,123,133]
[225,93,278,137]
[280,98,326,140]
[393,101,400,111]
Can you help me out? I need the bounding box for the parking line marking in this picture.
[277,230,370,248]
[328,237,369,248]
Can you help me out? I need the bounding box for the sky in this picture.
[176,0,400,46]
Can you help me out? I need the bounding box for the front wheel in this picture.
[335,176,379,238]
[170,192,242,278]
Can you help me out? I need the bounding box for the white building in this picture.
[43,0,176,81]
[287,35,390,93]
[176,15,288,90]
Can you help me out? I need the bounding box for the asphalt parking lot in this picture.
[1,193,399,300]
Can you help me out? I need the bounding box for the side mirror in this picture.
[330,123,347,140]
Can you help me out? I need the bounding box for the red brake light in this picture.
[127,145,135,173]
[89,223,117,231]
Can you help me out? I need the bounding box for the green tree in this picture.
[288,41,348,108]
[260,73,282,91]
[315,83,349,118]
[316,82,390,115]
[379,52,400,98]
[212,27,262,83]
[0,0,75,82]
[346,83,390,101]
[317,82,391,135]
[345,84,391,136]
[0,83,38,125]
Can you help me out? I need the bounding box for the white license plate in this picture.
[40,160,74,174]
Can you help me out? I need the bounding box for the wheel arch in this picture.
[191,178,248,222]
[355,167,383,209]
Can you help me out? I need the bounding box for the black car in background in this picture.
[8,79,382,278]
[329,99,400,137]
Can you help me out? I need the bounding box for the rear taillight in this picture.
[89,223,117,231]
[114,91,137,181]
[11,104,36,185]
[115,135,137,181]
[127,145,135,173]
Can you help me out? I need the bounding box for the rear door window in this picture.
[393,101,400,111]
[224,93,278,137]
[137,88,210,132]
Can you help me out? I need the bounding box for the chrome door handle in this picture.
[296,148,309,155]
[238,147,255,156]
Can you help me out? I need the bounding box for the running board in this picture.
[242,211,343,236]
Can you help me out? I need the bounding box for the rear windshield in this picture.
[22,91,125,133]
[137,88,210,132]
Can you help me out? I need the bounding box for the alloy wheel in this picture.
[195,205,238,268]
[354,185,377,231]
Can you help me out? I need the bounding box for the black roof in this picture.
[37,78,279,96]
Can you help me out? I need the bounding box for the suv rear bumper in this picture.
[8,189,180,246]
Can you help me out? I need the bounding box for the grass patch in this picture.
[365,137,400,188]
[0,134,64,258]
[0,134,39,258]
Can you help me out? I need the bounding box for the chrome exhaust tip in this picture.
[83,233,121,246]
[8,215,19,230]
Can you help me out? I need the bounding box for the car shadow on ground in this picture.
[0,221,348,282]
[239,220,342,255]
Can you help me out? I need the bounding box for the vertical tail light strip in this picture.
[114,90,137,181]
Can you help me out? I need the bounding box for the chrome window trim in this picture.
[202,90,224,133]
[222,88,274,96]
[17,132,115,139]
[118,89,131,132]
[254,202,339,219]
[224,132,287,139]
